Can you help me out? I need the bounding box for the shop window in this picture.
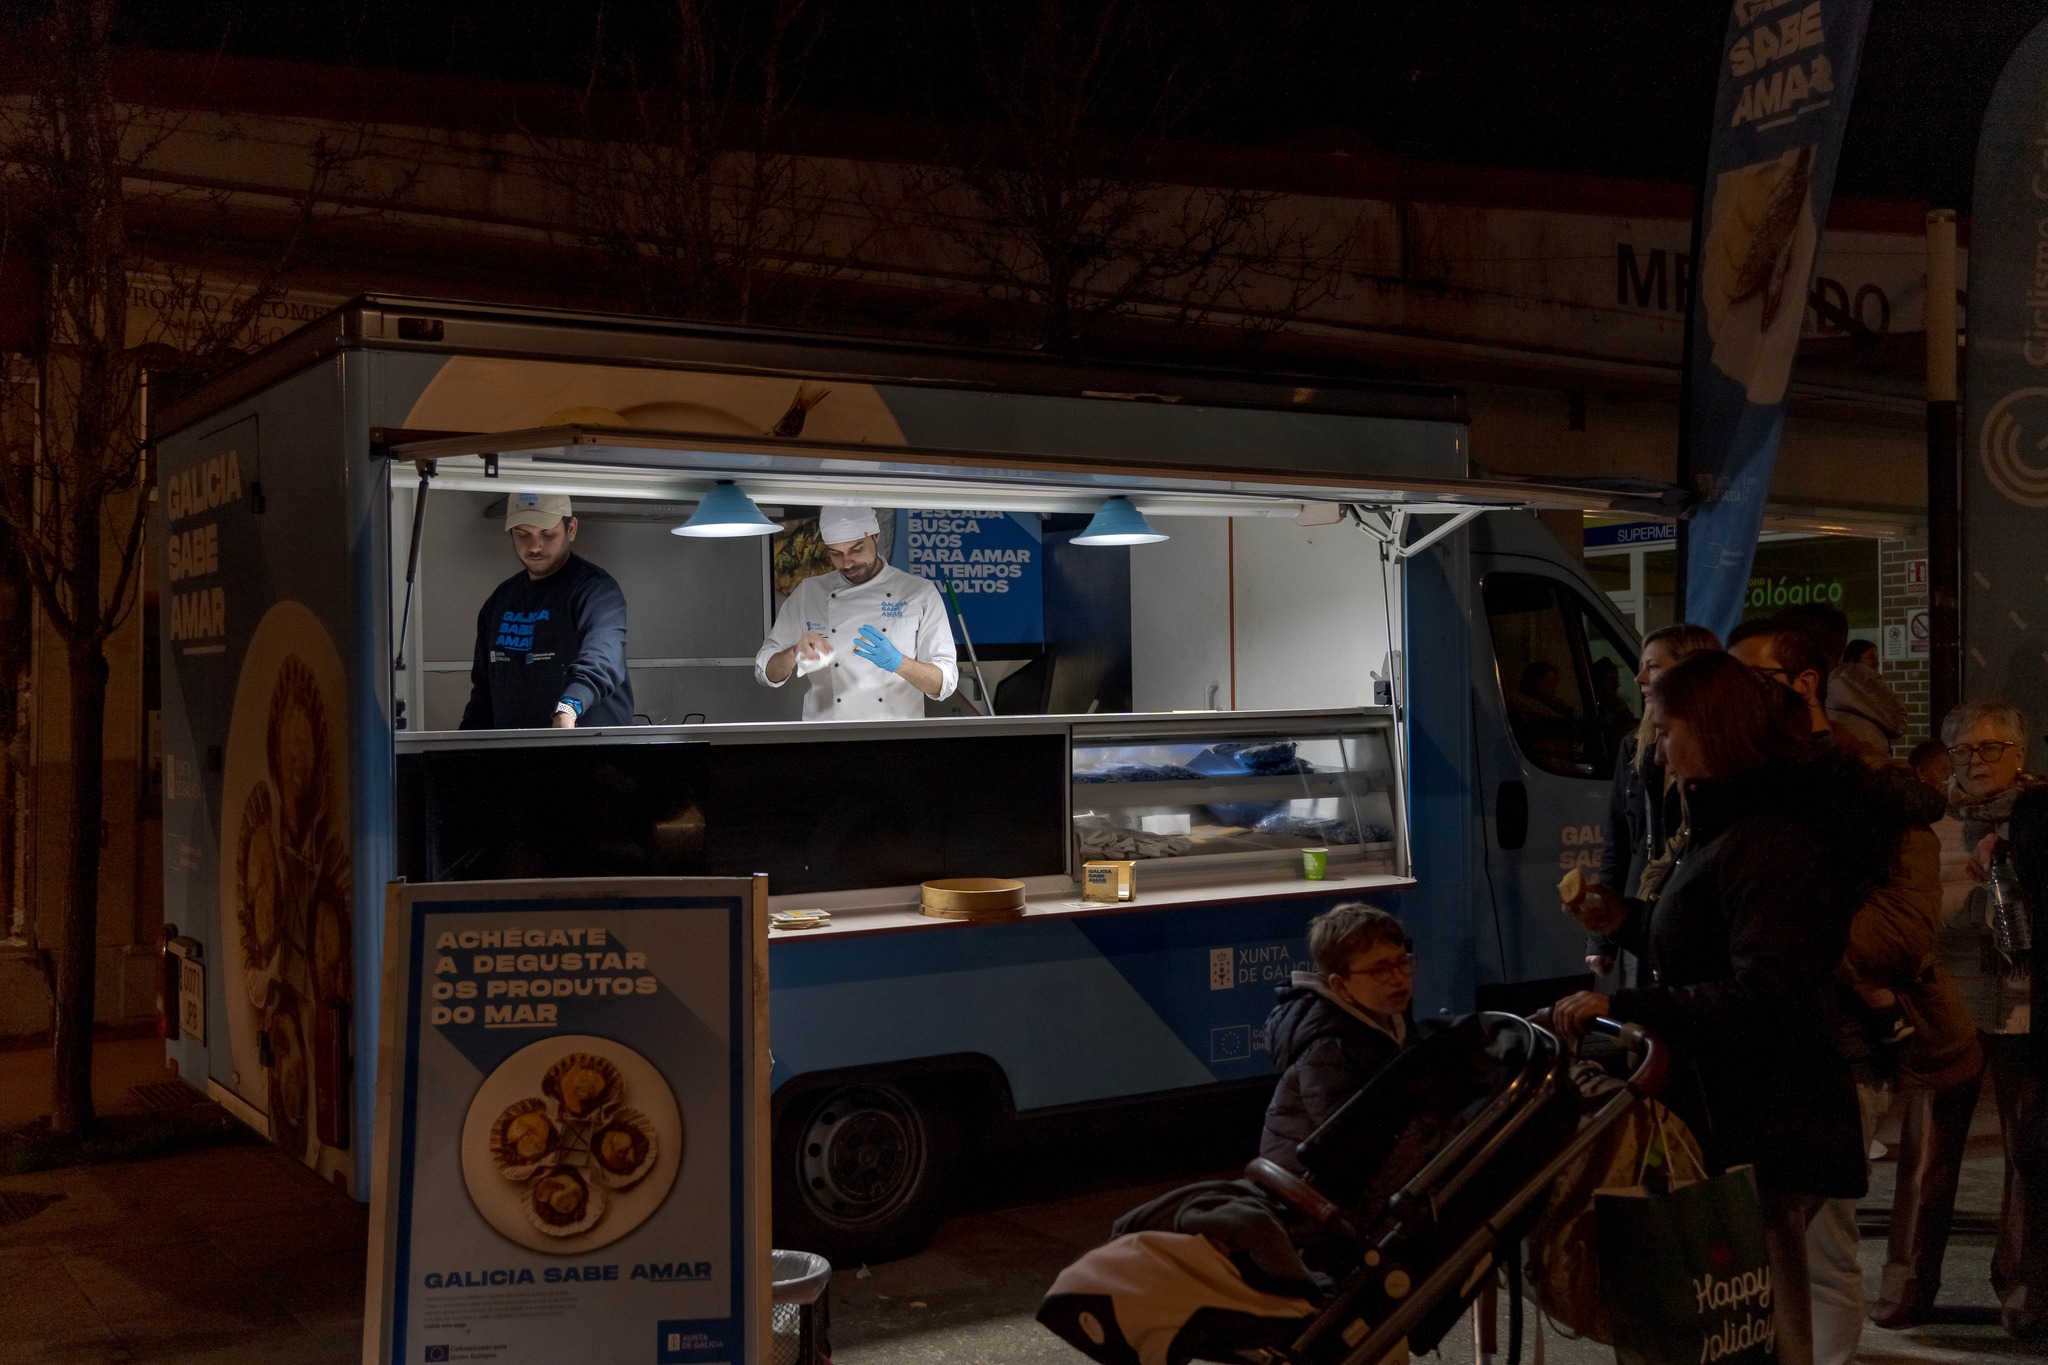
[1482,573,1636,779]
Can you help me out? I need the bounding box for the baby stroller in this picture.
[1038,1013,1670,1365]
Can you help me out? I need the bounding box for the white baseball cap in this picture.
[506,492,573,531]
[818,505,880,545]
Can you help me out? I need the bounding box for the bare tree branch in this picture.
[0,0,400,1134]
[901,0,1355,351]
[515,0,870,325]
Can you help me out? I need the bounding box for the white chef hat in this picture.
[817,506,880,545]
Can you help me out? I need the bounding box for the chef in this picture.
[755,506,958,720]
[460,492,634,729]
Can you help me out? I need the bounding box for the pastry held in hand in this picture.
[1559,869,1629,936]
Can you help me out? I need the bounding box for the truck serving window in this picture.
[1481,573,1639,780]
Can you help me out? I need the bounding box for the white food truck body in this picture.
[152,297,1652,1258]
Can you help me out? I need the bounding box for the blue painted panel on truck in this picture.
[766,896,1387,1110]
[1396,530,1482,1016]
[156,359,363,1190]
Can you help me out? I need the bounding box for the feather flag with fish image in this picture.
[1678,0,1872,641]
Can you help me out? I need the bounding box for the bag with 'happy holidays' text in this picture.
[1595,1163,1775,1365]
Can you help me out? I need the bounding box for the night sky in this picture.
[97,0,2048,204]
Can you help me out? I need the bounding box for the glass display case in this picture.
[1069,710,1402,876]
[393,706,1406,904]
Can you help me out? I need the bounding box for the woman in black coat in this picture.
[1557,651,1900,1365]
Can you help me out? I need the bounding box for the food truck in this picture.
[152,296,1655,1261]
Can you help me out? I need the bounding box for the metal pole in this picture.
[392,463,433,671]
[1673,182,1707,625]
[1926,209,1963,723]
[941,578,991,715]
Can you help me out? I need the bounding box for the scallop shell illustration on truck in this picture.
[218,602,354,1180]
[1701,143,1820,406]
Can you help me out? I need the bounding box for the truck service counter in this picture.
[395,706,1410,920]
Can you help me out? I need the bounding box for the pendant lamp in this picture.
[1072,496,1168,546]
[672,482,779,537]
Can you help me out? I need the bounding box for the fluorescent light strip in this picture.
[427,461,1314,519]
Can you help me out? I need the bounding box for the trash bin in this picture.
[771,1249,832,1365]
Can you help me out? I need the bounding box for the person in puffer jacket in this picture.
[1259,903,1417,1175]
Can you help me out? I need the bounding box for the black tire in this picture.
[771,1080,964,1266]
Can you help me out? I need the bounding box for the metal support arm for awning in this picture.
[1348,505,1495,560]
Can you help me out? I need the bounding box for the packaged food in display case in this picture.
[1069,711,1400,874]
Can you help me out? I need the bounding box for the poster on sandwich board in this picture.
[364,877,768,1365]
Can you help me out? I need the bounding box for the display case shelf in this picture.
[1073,772,1385,807]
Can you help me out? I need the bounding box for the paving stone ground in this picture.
[0,1040,2031,1364]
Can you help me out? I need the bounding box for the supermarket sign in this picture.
[1584,521,1677,550]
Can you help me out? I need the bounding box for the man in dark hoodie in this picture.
[1259,903,1416,1175]
[460,492,634,730]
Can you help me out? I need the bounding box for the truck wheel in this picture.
[772,1082,962,1266]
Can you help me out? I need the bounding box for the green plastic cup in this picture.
[1302,847,1328,881]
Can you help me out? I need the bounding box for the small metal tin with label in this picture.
[1082,860,1137,903]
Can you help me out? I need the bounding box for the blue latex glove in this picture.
[853,624,904,674]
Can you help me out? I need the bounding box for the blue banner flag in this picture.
[1963,19,2048,759]
[1681,0,1873,639]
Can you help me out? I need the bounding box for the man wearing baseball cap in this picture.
[460,492,635,729]
[755,506,957,720]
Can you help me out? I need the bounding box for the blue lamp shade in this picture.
[1072,496,1168,546]
[672,482,779,538]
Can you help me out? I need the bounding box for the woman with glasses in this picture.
[1555,651,1907,1365]
[1259,903,1417,1176]
[1879,700,2045,1338]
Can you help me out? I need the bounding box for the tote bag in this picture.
[1595,1164,1775,1365]
[1525,1085,1707,1343]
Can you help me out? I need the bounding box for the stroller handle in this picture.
[1584,1014,1670,1100]
[1528,1009,1670,1100]
[1243,1156,1359,1244]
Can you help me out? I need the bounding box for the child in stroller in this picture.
[1039,1012,1670,1365]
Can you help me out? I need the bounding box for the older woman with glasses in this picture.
[1880,700,2046,1339]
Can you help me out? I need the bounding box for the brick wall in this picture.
[1878,536,1932,746]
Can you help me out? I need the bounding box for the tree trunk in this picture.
[49,640,109,1137]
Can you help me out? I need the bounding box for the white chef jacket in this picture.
[755,563,959,720]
